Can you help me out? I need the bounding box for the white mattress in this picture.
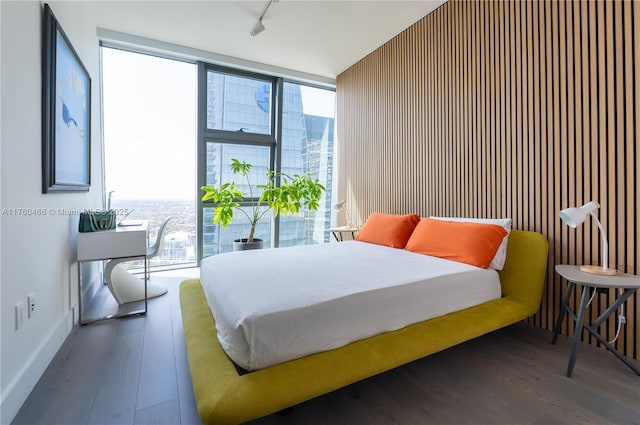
[200,241,502,371]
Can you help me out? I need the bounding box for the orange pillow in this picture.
[356,213,421,248]
[405,218,508,268]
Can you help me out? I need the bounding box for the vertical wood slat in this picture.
[631,0,639,360]
[539,0,552,329]
[336,0,640,360]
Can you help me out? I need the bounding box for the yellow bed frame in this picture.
[180,230,548,424]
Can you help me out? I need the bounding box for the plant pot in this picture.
[233,238,264,251]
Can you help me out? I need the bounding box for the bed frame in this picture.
[180,230,548,424]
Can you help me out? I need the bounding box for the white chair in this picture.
[105,217,172,305]
[146,216,173,279]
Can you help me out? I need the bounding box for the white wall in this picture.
[0,2,103,422]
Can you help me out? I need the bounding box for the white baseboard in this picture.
[0,308,74,424]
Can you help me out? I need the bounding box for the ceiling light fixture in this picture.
[250,0,277,37]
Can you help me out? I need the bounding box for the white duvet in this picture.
[200,241,501,371]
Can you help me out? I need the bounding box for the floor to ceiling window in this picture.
[101,47,197,270]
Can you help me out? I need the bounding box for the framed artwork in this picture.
[42,3,91,193]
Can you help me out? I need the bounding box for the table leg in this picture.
[583,322,640,376]
[552,281,574,344]
[78,262,84,325]
[77,256,148,325]
[144,256,148,315]
[583,288,640,376]
[567,285,592,377]
[591,288,636,328]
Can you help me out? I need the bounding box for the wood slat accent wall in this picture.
[336,0,640,360]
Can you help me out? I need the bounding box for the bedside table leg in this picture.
[566,285,592,377]
[585,288,640,376]
[552,282,574,344]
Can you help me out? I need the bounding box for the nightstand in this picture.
[552,265,640,377]
[327,226,358,242]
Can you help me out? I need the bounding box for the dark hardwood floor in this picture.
[13,271,640,425]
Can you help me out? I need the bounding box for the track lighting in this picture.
[251,20,265,36]
[250,0,277,37]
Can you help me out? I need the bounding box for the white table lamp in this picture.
[333,200,351,228]
[559,201,616,276]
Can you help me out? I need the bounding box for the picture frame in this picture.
[42,3,91,193]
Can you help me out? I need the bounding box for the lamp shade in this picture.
[558,201,616,275]
[333,200,346,211]
[559,201,599,228]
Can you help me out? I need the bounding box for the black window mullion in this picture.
[272,78,284,247]
[202,132,275,147]
[202,128,276,143]
[197,62,208,263]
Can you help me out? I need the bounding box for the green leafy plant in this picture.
[201,158,326,244]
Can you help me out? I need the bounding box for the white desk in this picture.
[77,221,148,324]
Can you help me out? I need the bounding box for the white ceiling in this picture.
[89,1,446,82]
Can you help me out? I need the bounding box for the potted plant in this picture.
[201,158,326,251]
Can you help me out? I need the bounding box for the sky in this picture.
[102,48,197,200]
[300,86,336,118]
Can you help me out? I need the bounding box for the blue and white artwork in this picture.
[55,31,89,184]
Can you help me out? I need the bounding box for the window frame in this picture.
[99,42,335,266]
[196,62,335,262]
[197,63,281,260]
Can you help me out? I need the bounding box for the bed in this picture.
[180,229,548,424]
[200,240,503,371]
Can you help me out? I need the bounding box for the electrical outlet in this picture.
[15,302,24,330]
[28,293,35,318]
